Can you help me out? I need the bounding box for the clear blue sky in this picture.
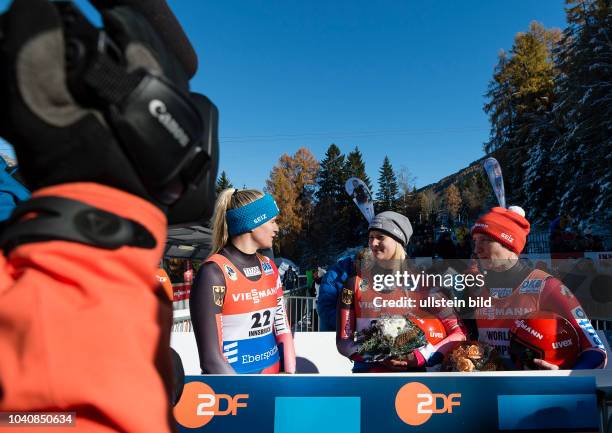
[0,0,567,192]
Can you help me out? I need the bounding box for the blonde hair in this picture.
[359,237,410,276]
[382,238,408,273]
[391,241,407,261]
[209,188,264,256]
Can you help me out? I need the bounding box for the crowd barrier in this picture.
[173,296,612,333]
[171,295,322,334]
[285,295,319,332]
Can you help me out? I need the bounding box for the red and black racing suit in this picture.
[474,260,607,369]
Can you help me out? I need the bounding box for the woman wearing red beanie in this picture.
[471,206,607,369]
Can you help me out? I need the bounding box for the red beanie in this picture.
[471,207,530,254]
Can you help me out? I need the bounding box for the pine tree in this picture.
[344,146,372,247]
[376,156,399,212]
[521,109,563,225]
[345,147,373,190]
[551,0,612,227]
[310,144,350,263]
[484,49,513,154]
[458,171,492,223]
[484,21,561,209]
[316,144,346,202]
[215,171,233,195]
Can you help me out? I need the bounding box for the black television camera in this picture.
[0,0,218,227]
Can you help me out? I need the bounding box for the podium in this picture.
[171,332,612,432]
[173,374,603,432]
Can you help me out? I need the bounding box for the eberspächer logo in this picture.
[174,381,249,428]
[395,382,461,426]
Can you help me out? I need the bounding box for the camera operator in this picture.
[0,0,218,431]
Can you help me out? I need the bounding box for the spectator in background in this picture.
[421,236,435,257]
[550,230,565,253]
[412,238,423,257]
[305,268,315,297]
[0,157,30,222]
[314,266,325,299]
[316,252,369,331]
[592,236,604,251]
[456,232,472,259]
[283,266,298,294]
[435,232,457,259]
[156,268,175,301]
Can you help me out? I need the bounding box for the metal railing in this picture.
[172,309,192,332]
[592,319,612,331]
[285,295,319,332]
[171,297,320,333]
[283,296,612,332]
[171,298,610,332]
[525,231,550,254]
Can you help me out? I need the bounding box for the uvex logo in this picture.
[552,339,573,349]
[174,382,249,428]
[501,232,514,243]
[395,382,461,426]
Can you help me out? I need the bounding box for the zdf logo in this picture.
[395,382,461,426]
[174,382,249,428]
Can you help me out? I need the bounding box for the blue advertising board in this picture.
[173,375,598,433]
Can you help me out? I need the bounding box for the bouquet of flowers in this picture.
[441,342,504,372]
[355,314,427,362]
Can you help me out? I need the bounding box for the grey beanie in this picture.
[368,211,413,246]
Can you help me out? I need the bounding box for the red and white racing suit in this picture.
[337,271,466,372]
[475,268,607,368]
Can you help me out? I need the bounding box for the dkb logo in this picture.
[395,382,461,426]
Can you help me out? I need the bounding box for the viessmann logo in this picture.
[395,382,461,426]
[174,382,249,428]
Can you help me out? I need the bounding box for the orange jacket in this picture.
[157,268,175,301]
[0,183,173,433]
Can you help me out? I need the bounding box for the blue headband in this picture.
[226,194,280,236]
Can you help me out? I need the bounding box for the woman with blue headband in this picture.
[190,188,296,374]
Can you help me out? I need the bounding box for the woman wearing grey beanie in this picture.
[336,211,467,372]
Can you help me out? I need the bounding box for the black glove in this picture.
[0,0,218,224]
